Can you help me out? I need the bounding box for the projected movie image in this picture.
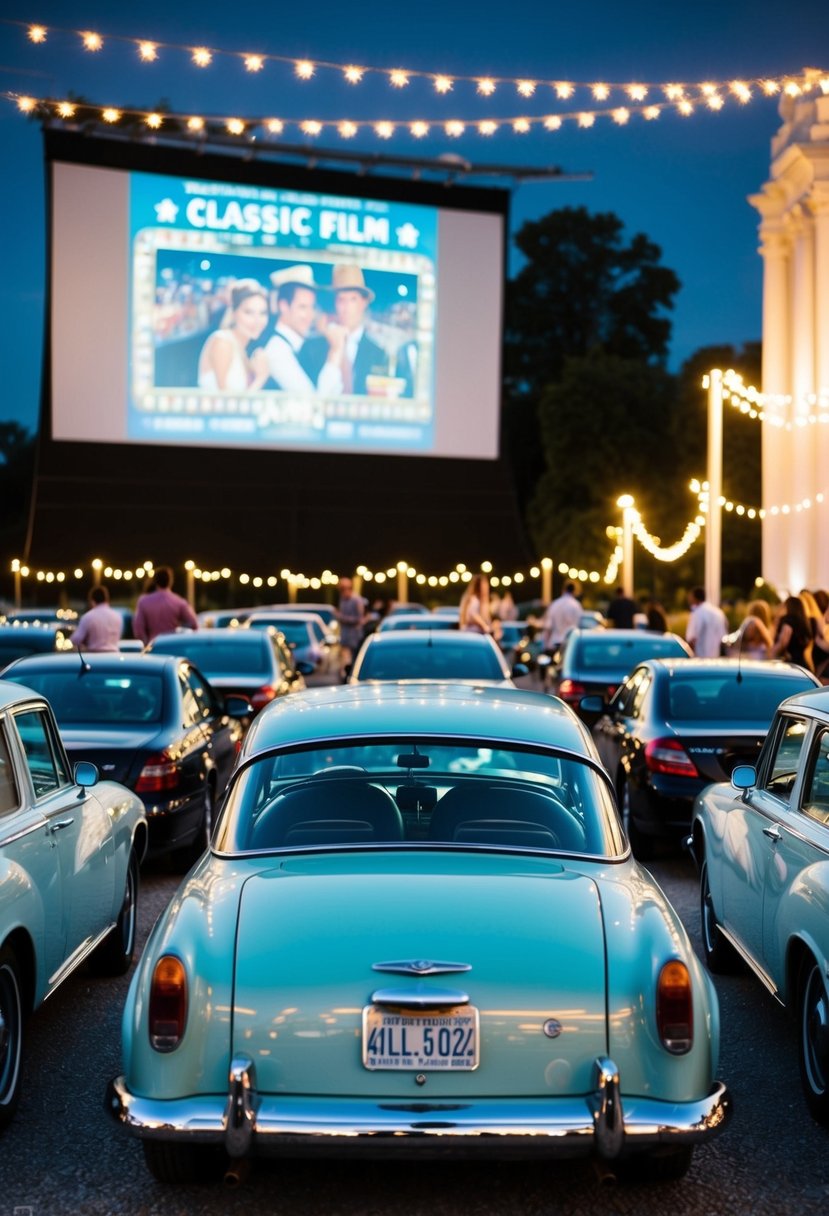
[129,172,437,451]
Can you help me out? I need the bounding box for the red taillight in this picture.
[557,679,586,704]
[250,684,277,711]
[657,960,693,1053]
[149,955,188,1051]
[135,752,180,792]
[644,737,699,777]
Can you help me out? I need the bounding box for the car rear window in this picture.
[6,671,164,724]
[215,738,622,857]
[151,637,267,675]
[249,620,307,645]
[666,672,815,721]
[576,635,687,671]
[357,641,506,681]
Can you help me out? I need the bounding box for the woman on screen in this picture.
[197,279,270,392]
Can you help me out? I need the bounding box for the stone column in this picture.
[812,181,829,586]
[755,215,792,591]
[788,204,816,591]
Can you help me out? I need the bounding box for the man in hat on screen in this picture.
[301,264,387,395]
[265,264,345,395]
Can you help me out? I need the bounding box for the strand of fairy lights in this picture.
[13,21,829,102]
[630,512,705,562]
[691,478,826,520]
[703,370,829,430]
[11,86,818,139]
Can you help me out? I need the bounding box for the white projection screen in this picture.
[51,160,504,460]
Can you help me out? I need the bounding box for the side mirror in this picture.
[511,662,530,678]
[74,760,99,788]
[731,764,757,792]
[225,694,255,719]
[295,660,315,677]
[579,695,606,716]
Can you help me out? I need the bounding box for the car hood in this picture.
[61,727,163,785]
[232,852,607,1098]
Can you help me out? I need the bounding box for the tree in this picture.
[502,207,680,517]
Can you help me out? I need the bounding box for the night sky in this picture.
[1,0,827,433]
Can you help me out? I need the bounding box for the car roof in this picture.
[364,631,500,647]
[645,657,820,679]
[150,629,267,647]
[247,612,321,625]
[244,682,593,756]
[3,651,178,674]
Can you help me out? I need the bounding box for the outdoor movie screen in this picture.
[50,162,504,459]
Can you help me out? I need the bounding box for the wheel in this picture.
[142,1139,226,1184]
[90,849,139,976]
[699,858,739,974]
[0,945,23,1129]
[616,1146,694,1184]
[799,958,829,1124]
[174,782,215,871]
[619,778,654,861]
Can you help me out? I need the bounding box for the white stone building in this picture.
[749,82,829,593]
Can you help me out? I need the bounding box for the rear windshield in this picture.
[6,671,163,724]
[356,641,506,681]
[665,672,815,722]
[575,635,686,671]
[215,737,623,858]
[151,637,266,675]
[249,620,307,645]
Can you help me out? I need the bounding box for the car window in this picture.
[762,716,810,802]
[185,666,217,720]
[666,672,814,721]
[215,738,621,858]
[13,708,70,798]
[356,641,506,681]
[179,671,203,727]
[800,727,829,826]
[0,726,20,815]
[6,671,163,725]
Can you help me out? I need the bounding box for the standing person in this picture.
[770,594,814,670]
[133,566,198,646]
[71,585,122,653]
[685,586,729,658]
[197,279,270,391]
[541,582,582,653]
[645,601,669,633]
[303,265,387,395]
[735,599,774,659]
[459,575,492,634]
[265,266,345,395]
[606,587,638,629]
[336,576,367,681]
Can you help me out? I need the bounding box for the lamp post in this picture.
[184,560,196,608]
[396,561,408,605]
[541,557,553,604]
[616,495,636,598]
[706,369,724,607]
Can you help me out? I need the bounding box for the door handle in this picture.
[762,825,782,842]
[48,818,74,834]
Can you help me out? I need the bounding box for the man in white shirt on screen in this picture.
[265,265,345,397]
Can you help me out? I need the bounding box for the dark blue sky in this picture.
[1,1,827,432]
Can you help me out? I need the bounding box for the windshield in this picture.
[575,635,686,672]
[6,670,163,724]
[214,737,622,857]
[150,637,266,674]
[355,640,507,681]
[248,620,308,645]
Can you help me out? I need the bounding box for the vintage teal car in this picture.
[691,684,829,1124]
[0,678,147,1127]
[108,683,731,1184]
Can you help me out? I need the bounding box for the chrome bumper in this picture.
[107,1056,731,1162]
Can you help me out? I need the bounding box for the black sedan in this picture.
[1,652,251,866]
[146,628,309,716]
[587,658,820,856]
[548,628,692,718]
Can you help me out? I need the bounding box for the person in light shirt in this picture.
[133,567,197,645]
[541,582,583,652]
[685,586,729,658]
[71,585,123,653]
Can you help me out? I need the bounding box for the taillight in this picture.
[149,955,188,1051]
[657,960,693,1053]
[644,737,699,777]
[135,751,180,792]
[250,684,277,711]
[557,679,586,704]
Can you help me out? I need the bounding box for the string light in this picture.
[295,59,315,80]
[28,25,46,43]
[343,65,364,84]
[138,41,157,62]
[191,47,212,67]
[244,54,264,73]
[433,75,453,94]
[81,31,103,52]
[517,80,536,97]
[477,78,496,96]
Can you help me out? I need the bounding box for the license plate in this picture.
[362,1004,479,1070]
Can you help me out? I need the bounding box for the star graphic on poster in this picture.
[396,222,420,249]
[154,198,179,223]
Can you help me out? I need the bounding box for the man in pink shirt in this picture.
[133,566,198,645]
[72,585,123,652]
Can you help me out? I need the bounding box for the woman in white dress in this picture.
[198,279,270,391]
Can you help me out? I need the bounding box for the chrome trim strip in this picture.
[373,960,472,977]
[107,1074,732,1159]
[0,819,44,849]
[717,926,781,999]
[369,987,470,1009]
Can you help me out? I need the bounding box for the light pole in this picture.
[705,369,724,607]
[541,557,553,604]
[617,495,636,598]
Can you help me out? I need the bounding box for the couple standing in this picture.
[197,264,384,396]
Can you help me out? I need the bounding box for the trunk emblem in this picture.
[372,960,472,977]
[543,1018,563,1038]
